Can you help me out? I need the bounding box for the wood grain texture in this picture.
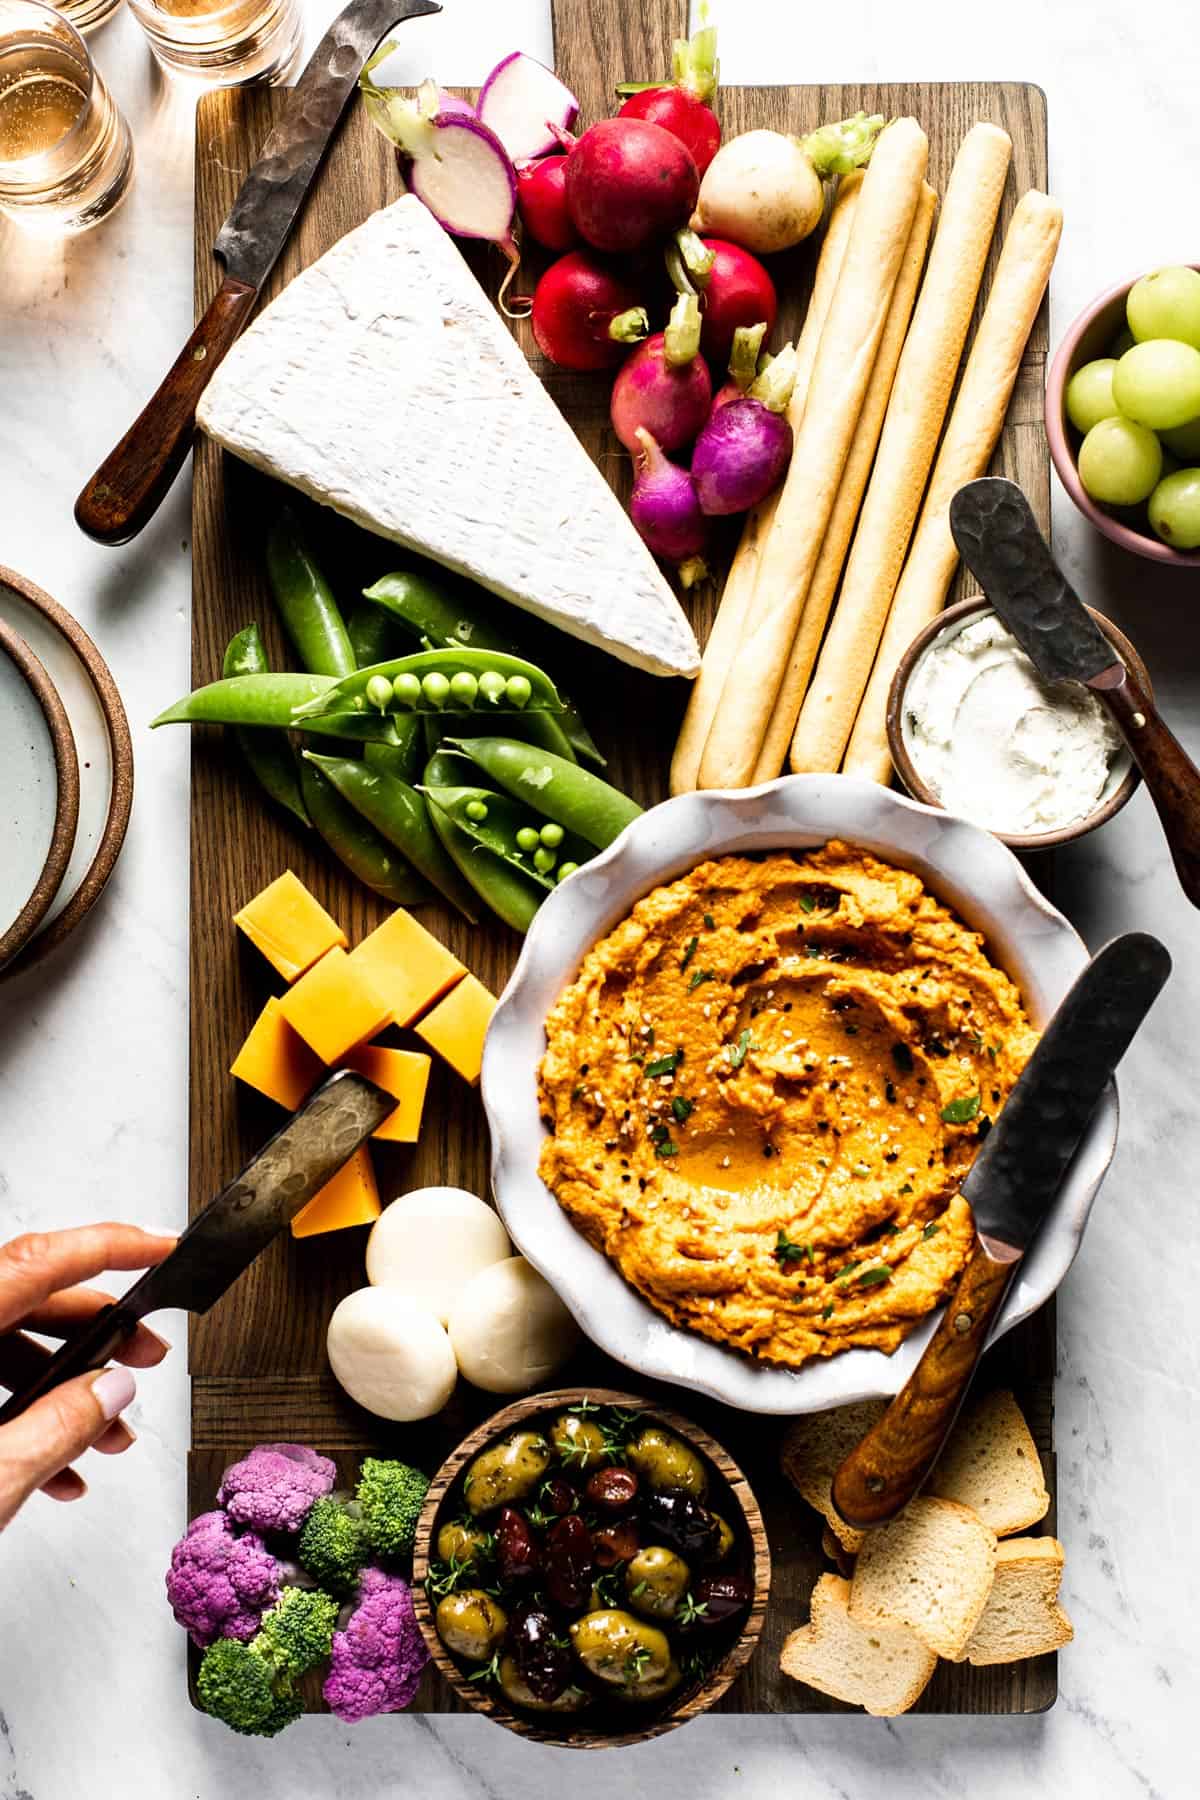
[187,0,1056,1717]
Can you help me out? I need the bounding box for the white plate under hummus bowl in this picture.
[481,775,1117,1417]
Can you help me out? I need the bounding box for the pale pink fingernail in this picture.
[92,1366,136,1420]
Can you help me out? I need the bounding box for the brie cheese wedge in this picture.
[197,195,700,678]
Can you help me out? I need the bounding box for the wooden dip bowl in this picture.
[412,1387,770,1746]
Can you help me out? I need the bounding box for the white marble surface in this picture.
[0,1,1197,1793]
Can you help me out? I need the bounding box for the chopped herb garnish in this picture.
[857,1265,892,1288]
[677,1591,709,1627]
[623,1645,653,1685]
[988,1042,1000,1062]
[645,1048,683,1078]
[651,1122,679,1158]
[805,943,824,959]
[571,1085,584,1100]
[466,1651,502,1686]
[773,1230,812,1268]
[727,1028,752,1068]
[940,1092,981,1124]
[922,1221,941,1240]
[832,1259,862,1282]
[898,1182,913,1195]
[821,1303,835,1321]
[629,1580,648,1598]
[680,936,699,973]
[688,968,716,992]
[799,895,816,914]
[671,1095,694,1123]
[703,911,716,930]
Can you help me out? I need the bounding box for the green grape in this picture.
[1066,358,1120,434]
[1112,340,1200,431]
[1160,415,1200,459]
[1147,467,1200,550]
[1077,417,1162,506]
[1126,265,1200,349]
[1109,327,1135,358]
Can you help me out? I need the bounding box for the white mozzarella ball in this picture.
[365,1186,510,1325]
[448,1256,579,1395]
[326,1286,457,1421]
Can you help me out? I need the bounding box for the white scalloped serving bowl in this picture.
[481,775,1115,1416]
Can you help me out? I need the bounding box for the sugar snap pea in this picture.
[446,737,642,849]
[292,649,565,723]
[364,570,604,767]
[152,672,336,729]
[266,509,356,678]
[424,708,579,764]
[303,753,478,922]
[221,626,308,827]
[423,751,542,933]
[422,785,593,891]
[364,720,424,785]
[347,601,407,670]
[298,757,431,908]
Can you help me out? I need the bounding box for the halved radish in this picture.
[477,51,579,165]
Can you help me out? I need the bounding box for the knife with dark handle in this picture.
[73,0,439,547]
[0,1070,392,1425]
[832,932,1170,1529]
[950,476,1200,910]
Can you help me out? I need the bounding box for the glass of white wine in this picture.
[124,0,301,86]
[0,0,132,233]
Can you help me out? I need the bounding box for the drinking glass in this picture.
[125,0,301,86]
[0,0,132,234]
[53,0,125,34]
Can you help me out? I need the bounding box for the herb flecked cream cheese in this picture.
[902,613,1128,835]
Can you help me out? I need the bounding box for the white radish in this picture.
[692,115,884,254]
[476,50,579,165]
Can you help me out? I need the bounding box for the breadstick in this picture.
[751,181,937,782]
[669,174,862,795]
[696,118,930,791]
[788,124,1013,775]
[842,189,1064,784]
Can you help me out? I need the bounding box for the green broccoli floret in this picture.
[256,1586,339,1678]
[297,1494,371,1595]
[196,1637,302,1738]
[356,1458,430,1560]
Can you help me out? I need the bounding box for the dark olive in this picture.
[495,1506,540,1584]
[585,1466,639,1515]
[507,1599,573,1701]
[542,1476,576,1517]
[685,1571,754,1630]
[591,1519,641,1569]
[643,1488,719,1560]
[544,1514,593,1612]
[498,1654,590,1714]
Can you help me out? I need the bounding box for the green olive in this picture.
[435,1589,508,1662]
[462,1430,552,1515]
[624,1546,691,1621]
[568,1609,671,1689]
[612,1658,685,1704]
[707,1512,736,1563]
[625,1426,708,1498]
[497,1656,591,1715]
[550,1412,607,1474]
[436,1520,492,1567]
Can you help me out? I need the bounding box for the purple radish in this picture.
[477,50,579,165]
[690,347,797,515]
[611,296,711,454]
[631,428,709,577]
[361,55,518,266]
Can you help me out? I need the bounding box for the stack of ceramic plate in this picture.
[0,565,132,980]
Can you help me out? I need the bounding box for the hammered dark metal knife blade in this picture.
[74,0,440,546]
[832,932,1170,1527]
[0,1069,392,1425]
[950,476,1200,910]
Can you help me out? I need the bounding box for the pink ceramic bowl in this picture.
[1046,265,1200,568]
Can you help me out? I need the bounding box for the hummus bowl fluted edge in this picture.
[481,775,1115,1417]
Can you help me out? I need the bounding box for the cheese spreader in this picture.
[0,1070,392,1426]
[73,0,440,547]
[950,476,1200,910]
[832,931,1170,1528]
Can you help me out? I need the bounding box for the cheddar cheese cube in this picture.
[278,945,391,1064]
[291,1145,380,1238]
[414,973,495,1086]
[234,870,347,982]
[230,997,323,1109]
[349,908,465,1028]
[341,1045,431,1143]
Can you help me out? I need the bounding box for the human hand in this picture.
[0,1223,177,1531]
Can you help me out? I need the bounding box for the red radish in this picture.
[517,156,578,252]
[565,118,699,254]
[476,51,579,165]
[531,252,648,371]
[631,428,709,568]
[616,24,721,175]
[611,311,712,454]
[697,239,777,366]
[361,59,518,266]
[691,348,797,515]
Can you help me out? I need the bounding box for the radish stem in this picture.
[609,306,651,344]
[664,292,702,367]
[728,323,767,392]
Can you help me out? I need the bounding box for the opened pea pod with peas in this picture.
[153,507,640,931]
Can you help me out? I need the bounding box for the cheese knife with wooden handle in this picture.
[0,1070,392,1425]
[74,0,439,547]
[832,931,1170,1528]
[950,476,1200,909]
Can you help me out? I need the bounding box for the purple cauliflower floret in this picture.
[217,1442,337,1535]
[165,1511,281,1648]
[322,1567,428,1723]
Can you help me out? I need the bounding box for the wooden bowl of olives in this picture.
[411,1387,770,1746]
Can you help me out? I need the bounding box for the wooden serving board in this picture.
[188,0,1057,1716]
